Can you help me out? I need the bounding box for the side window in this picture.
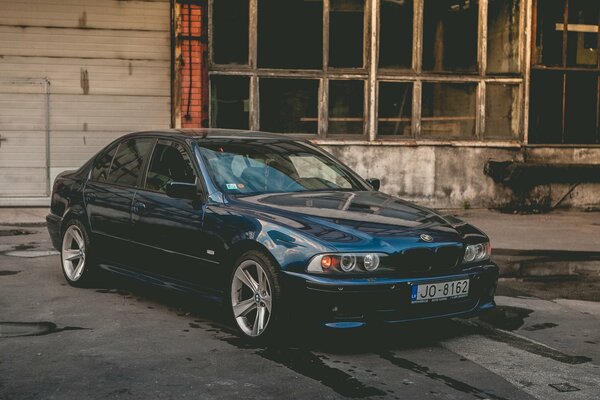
[91,143,118,182]
[106,138,154,187]
[145,141,197,193]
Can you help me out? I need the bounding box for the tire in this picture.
[229,250,284,341]
[60,219,97,287]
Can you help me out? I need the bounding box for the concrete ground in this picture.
[1,209,599,399]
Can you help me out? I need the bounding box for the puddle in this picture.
[0,322,86,338]
[0,270,20,276]
[4,250,59,258]
[523,322,558,331]
[478,306,533,331]
[0,229,34,237]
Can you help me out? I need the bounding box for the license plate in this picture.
[411,279,469,304]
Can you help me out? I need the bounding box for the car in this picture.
[47,129,498,340]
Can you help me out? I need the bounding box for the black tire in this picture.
[229,250,286,341]
[60,219,97,287]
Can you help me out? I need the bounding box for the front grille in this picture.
[385,245,464,274]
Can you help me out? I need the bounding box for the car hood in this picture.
[229,191,476,252]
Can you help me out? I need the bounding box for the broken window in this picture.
[487,0,520,73]
[377,81,412,136]
[566,0,599,68]
[529,70,564,144]
[379,0,414,69]
[212,0,249,65]
[329,0,365,68]
[258,0,323,69]
[531,0,600,144]
[485,83,519,139]
[210,76,250,130]
[421,83,476,138]
[328,80,365,135]
[259,79,319,134]
[534,0,565,66]
[422,0,479,72]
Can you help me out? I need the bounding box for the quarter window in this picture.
[106,138,154,187]
[91,143,118,182]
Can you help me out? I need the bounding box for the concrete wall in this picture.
[323,144,600,210]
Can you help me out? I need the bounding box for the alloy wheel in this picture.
[231,260,273,337]
[61,225,87,282]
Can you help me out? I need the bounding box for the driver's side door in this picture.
[131,139,218,293]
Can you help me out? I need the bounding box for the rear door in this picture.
[131,139,219,293]
[84,136,155,267]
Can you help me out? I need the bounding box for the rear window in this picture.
[106,138,154,187]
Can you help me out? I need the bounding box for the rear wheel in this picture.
[61,219,96,287]
[230,251,283,340]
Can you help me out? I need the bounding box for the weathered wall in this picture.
[323,144,600,210]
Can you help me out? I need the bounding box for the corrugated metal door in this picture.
[0,0,171,204]
[0,79,49,197]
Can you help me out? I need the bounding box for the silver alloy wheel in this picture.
[231,260,273,337]
[61,225,86,282]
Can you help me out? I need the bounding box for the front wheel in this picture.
[230,251,283,340]
[61,219,96,287]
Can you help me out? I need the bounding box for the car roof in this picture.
[121,128,300,141]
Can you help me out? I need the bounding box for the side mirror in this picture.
[366,178,381,191]
[165,181,199,200]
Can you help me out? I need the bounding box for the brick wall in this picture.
[177,1,208,128]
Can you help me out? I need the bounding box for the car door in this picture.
[131,139,219,293]
[84,137,155,267]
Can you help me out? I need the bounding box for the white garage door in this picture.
[0,79,49,198]
[0,0,171,205]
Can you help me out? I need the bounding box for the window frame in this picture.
[139,138,207,200]
[207,0,527,144]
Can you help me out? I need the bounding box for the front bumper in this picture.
[283,263,498,328]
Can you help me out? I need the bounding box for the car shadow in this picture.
[88,270,477,354]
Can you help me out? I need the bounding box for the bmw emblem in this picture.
[420,234,434,242]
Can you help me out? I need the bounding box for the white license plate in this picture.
[411,279,469,304]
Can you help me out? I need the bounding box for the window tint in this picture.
[107,138,154,187]
[145,142,197,193]
[91,143,118,182]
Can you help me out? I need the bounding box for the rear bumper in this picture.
[46,213,63,251]
[283,263,498,328]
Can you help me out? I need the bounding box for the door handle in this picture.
[85,192,96,203]
[132,201,146,214]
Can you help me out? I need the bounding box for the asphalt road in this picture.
[1,224,599,400]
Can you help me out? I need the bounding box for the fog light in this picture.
[340,254,356,272]
[363,253,380,271]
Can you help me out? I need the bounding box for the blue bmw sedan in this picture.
[47,129,498,340]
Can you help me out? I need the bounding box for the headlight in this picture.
[307,253,386,273]
[463,242,491,263]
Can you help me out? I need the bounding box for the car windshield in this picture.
[197,140,368,195]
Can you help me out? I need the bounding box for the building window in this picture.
[259,78,319,134]
[530,0,600,144]
[422,0,479,73]
[209,0,524,141]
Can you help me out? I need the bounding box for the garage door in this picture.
[0,79,49,198]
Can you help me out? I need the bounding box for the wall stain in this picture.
[80,68,90,94]
[78,11,87,28]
